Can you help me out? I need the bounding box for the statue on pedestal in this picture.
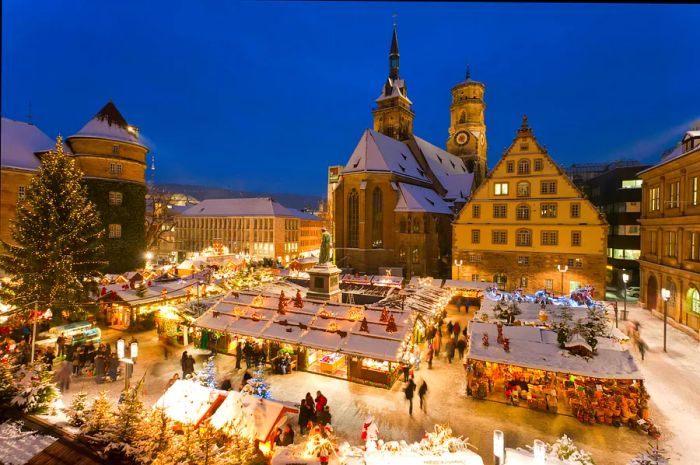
[318,228,332,265]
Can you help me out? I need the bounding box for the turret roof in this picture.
[70,101,147,148]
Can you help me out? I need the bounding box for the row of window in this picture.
[493,180,558,197]
[473,202,581,219]
[464,255,583,269]
[610,224,640,236]
[505,158,544,175]
[470,229,581,247]
[647,177,699,212]
[646,230,700,261]
[606,248,641,260]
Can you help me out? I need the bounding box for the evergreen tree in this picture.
[628,443,669,465]
[106,386,144,457]
[67,391,89,427]
[241,363,271,399]
[81,390,116,442]
[132,408,176,465]
[547,435,595,465]
[0,137,105,315]
[11,361,59,414]
[0,360,18,405]
[194,356,217,388]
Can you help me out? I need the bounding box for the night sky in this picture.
[3,2,699,196]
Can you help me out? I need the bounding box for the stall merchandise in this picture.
[319,352,345,374]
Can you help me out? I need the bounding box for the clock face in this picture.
[455,131,470,146]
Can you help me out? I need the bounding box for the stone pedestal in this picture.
[306,263,342,303]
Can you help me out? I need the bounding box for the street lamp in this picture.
[622,272,630,321]
[454,259,463,281]
[557,264,568,296]
[117,337,125,359]
[661,287,671,353]
[533,439,546,465]
[493,430,505,465]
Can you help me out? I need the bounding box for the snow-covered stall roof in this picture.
[395,183,452,214]
[179,197,302,218]
[208,390,298,443]
[1,117,52,171]
[467,322,642,380]
[343,129,430,182]
[155,379,227,426]
[98,280,196,306]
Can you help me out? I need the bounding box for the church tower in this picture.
[372,26,414,141]
[446,66,487,185]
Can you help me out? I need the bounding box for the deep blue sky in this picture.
[3,2,699,196]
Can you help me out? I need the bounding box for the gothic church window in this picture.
[348,189,359,248]
[372,187,383,248]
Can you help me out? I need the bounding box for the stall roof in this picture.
[467,322,642,380]
[442,279,494,290]
[155,379,226,425]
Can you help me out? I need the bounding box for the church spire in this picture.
[389,24,400,80]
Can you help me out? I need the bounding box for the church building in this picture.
[332,27,486,277]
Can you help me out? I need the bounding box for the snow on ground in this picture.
[48,302,698,465]
[0,421,57,465]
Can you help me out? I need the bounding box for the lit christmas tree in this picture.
[81,390,116,443]
[0,137,105,316]
[106,385,145,458]
[0,360,17,405]
[11,361,59,414]
[546,435,595,465]
[67,391,89,427]
[294,290,304,308]
[194,356,217,388]
[131,408,176,465]
[241,363,271,399]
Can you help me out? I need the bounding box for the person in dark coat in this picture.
[402,363,410,382]
[184,355,195,378]
[305,392,316,416]
[298,398,311,435]
[446,338,455,364]
[180,351,189,378]
[456,337,467,360]
[404,378,416,416]
[317,405,332,426]
[418,380,428,413]
[235,341,242,369]
[446,321,454,336]
[94,354,105,384]
[280,424,295,446]
[108,354,119,381]
[453,322,461,341]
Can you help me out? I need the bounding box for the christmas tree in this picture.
[106,385,145,458]
[67,391,89,427]
[0,360,17,405]
[241,363,271,399]
[546,435,595,465]
[131,408,176,464]
[278,291,288,315]
[11,361,59,414]
[0,137,105,315]
[380,307,390,322]
[359,317,370,333]
[294,290,304,308]
[628,443,669,465]
[385,314,398,333]
[195,356,218,388]
[81,390,116,442]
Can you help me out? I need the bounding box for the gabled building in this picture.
[638,127,700,335]
[332,27,483,278]
[452,116,607,295]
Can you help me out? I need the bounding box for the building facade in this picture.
[453,117,608,295]
[638,128,700,334]
[586,165,649,289]
[332,27,481,278]
[66,102,149,273]
[175,198,323,265]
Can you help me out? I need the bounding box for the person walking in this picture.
[235,340,242,369]
[305,393,316,422]
[180,350,189,378]
[108,354,118,381]
[317,405,332,426]
[432,331,441,357]
[402,363,410,382]
[315,391,327,413]
[446,321,454,336]
[453,322,461,342]
[418,380,428,413]
[427,345,434,369]
[56,333,65,358]
[94,353,105,384]
[298,398,311,435]
[446,338,455,364]
[456,336,467,360]
[404,378,416,416]
[184,354,195,378]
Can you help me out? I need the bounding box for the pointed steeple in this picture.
[389,25,400,80]
[465,65,471,81]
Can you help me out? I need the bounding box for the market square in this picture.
[1,2,699,465]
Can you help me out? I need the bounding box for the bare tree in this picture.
[145,187,179,252]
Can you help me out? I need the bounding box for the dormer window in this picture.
[398,163,405,172]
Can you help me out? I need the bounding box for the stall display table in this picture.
[319,353,345,373]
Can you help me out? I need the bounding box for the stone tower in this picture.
[446,66,488,185]
[372,26,414,141]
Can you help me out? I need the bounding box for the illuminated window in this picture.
[518,159,530,175]
[649,186,660,211]
[692,177,698,206]
[541,231,558,246]
[108,224,122,238]
[544,279,553,291]
[517,182,530,197]
[667,231,677,257]
[540,181,557,194]
[109,162,123,175]
[471,229,480,244]
[109,191,123,206]
[112,144,120,154]
[517,256,529,266]
[412,247,420,264]
[621,179,642,189]
[494,183,509,196]
[493,204,507,218]
[570,203,580,218]
[491,230,507,245]
[689,288,700,315]
[471,274,480,281]
[540,203,557,218]
[689,232,699,261]
[472,204,480,218]
[17,185,26,201]
[571,231,581,246]
[372,187,383,248]
[516,204,530,220]
[468,254,482,263]
[516,229,531,246]
[669,181,680,208]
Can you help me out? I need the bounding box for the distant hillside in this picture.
[157,183,323,211]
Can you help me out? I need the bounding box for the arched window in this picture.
[459,111,466,124]
[399,246,407,262]
[688,287,700,314]
[666,278,677,306]
[518,159,530,175]
[516,204,530,220]
[413,217,422,233]
[516,228,532,246]
[517,181,530,197]
[372,187,383,249]
[348,189,359,248]
[400,217,407,233]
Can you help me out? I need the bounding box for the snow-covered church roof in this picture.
[70,101,147,148]
[0,117,53,171]
[394,182,452,214]
[414,136,474,201]
[344,129,430,182]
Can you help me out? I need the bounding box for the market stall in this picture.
[465,322,650,429]
[155,379,227,427]
[155,305,195,345]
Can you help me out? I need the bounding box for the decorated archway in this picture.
[646,274,658,311]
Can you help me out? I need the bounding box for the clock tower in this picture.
[446,66,487,186]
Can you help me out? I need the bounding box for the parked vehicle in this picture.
[626,286,640,298]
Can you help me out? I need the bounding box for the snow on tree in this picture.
[11,361,59,414]
[0,420,57,465]
[66,391,89,427]
[132,408,177,465]
[81,390,116,443]
[627,443,670,465]
[194,356,217,388]
[546,435,596,465]
[0,359,18,405]
[0,136,105,316]
[241,363,271,399]
[105,385,145,458]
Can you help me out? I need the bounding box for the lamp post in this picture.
[454,259,463,281]
[661,288,670,353]
[533,439,546,465]
[29,307,52,364]
[557,264,568,297]
[622,272,630,321]
[493,430,505,465]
